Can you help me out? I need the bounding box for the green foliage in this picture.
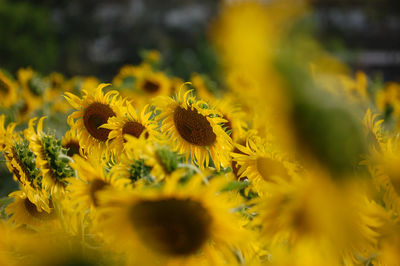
[129,159,152,183]
[0,1,58,74]
[28,74,47,96]
[221,180,249,192]
[41,133,74,184]
[0,196,13,220]
[156,147,182,174]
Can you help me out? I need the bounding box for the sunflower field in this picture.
[0,1,400,265]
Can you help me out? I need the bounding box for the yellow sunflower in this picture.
[0,114,16,150]
[0,69,18,108]
[2,136,50,210]
[61,128,85,157]
[66,155,125,216]
[136,70,171,98]
[17,68,48,120]
[113,64,151,91]
[231,133,300,187]
[376,82,400,117]
[65,83,123,156]
[101,101,159,152]
[5,188,56,229]
[97,169,246,265]
[109,136,172,186]
[212,94,248,142]
[64,76,100,96]
[24,117,75,197]
[190,73,218,102]
[361,137,400,216]
[254,174,386,265]
[362,108,385,152]
[154,89,232,171]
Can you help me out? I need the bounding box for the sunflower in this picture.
[0,114,16,150]
[254,174,385,265]
[376,82,400,118]
[67,155,126,215]
[136,70,171,98]
[0,69,18,108]
[5,189,56,229]
[65,83,123,157]
[190,73,220,102]
[362,108,385,152]
[16,68,50,122]
[101,102,159,152]
[113,64,151,91]
[24,117,75,197]
[1,117,48,204]
[231,133,300,187]
[109,136,172,186]
[61,128,85,157]
[64,76,100,96]
[154,89,232,171]
[3,137,50,208]
[212,94,248,142]
[97,169,246,265]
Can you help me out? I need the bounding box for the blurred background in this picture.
[1,0,400,82]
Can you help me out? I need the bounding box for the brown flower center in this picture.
[256,156,288,181]
[173,106,216,146]
[24,199,55,220]
[83,102,115,141]
[89,179,108,207]
[143,80,160,93]
[130,198,212,256]
[63,141,81,157]
[122,121,148,141]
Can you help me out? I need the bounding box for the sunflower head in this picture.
[154,89,232,171]
[61,129,84,157]
[97,169,246,264]
[101,102,159,152]
[65,83,123,156]
[136,71,171,97]
[6,189,56,229]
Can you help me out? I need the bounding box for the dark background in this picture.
[1,0,400,82]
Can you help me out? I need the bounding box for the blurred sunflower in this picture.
[98,169,245,265]
[0,114,16,150]
[6,188,56,229]
[213,94,248,142]
[65,83,123,156]
[67,155,124,215]
[231,133,299,186]
[0,69,18,108]
[136,71,171,97]
[17,67,48,121]
[190,73,217,101]
[61,128,85,158]
[154,89,232,171]
[110,136,172,186]
[113,64,150,91]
